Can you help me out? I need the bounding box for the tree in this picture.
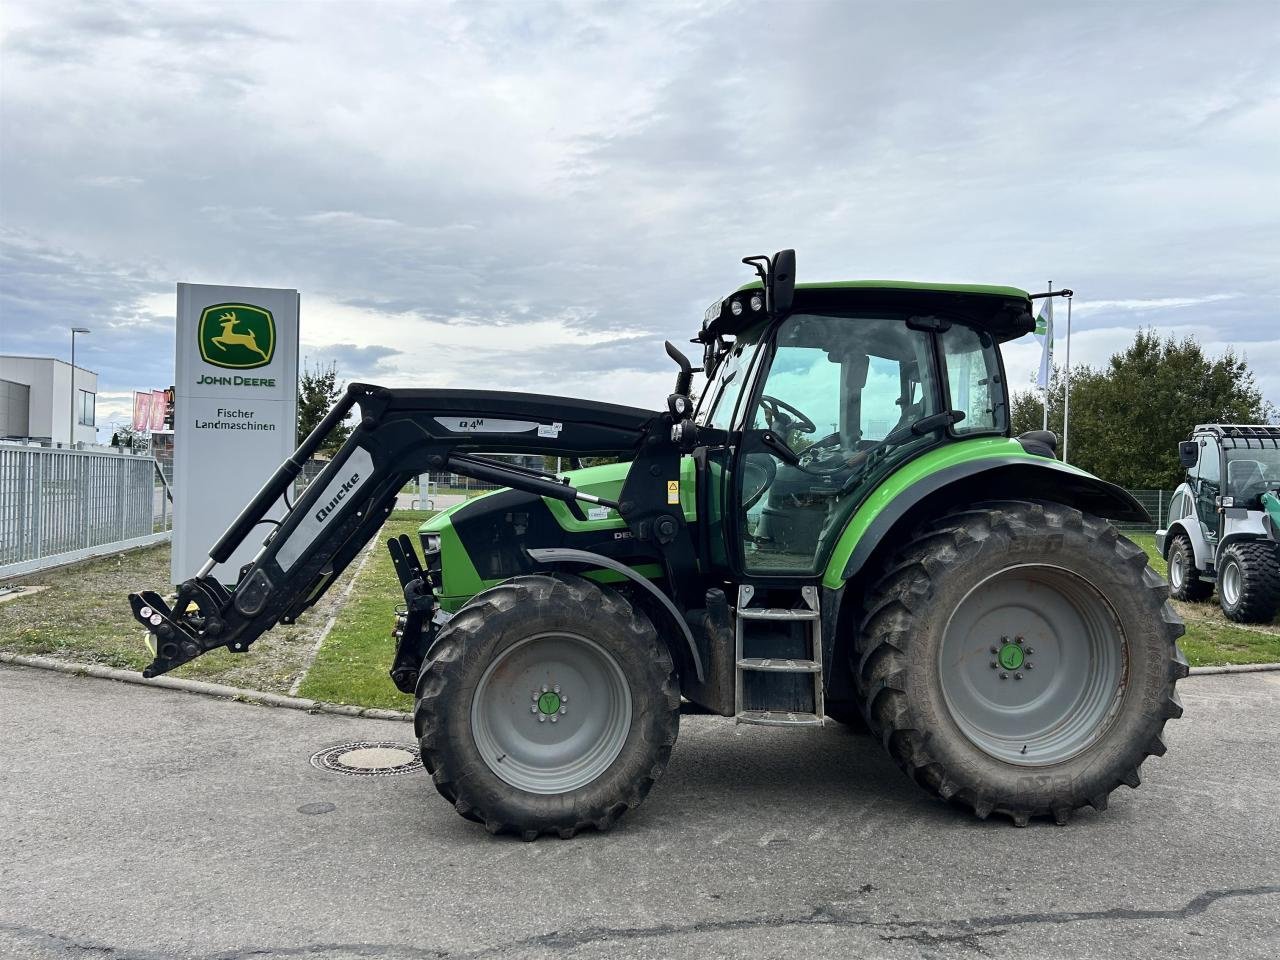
[110,424,137,449]
[1012,330,1274,489]
[297,360,351,454]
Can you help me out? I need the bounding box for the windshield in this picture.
[698,337,761,430]
[1226,447,1280,500]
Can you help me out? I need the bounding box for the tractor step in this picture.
[736,710,824,727]
[737,608,819,621]
[733,584,825,726]
[736,657,821,672]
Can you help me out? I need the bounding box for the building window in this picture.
[78,390,96,427]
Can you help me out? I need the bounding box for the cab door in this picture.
[725,313,942,578]
[1192,437,1223,550]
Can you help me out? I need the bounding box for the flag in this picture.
[132,391,152,431]
[1034,297,1054,389]
[150,389,167,430]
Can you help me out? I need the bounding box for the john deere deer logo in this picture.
[198,303,275,370]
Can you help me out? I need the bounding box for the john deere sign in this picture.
[198,303,276,369]
[174,283,299,585]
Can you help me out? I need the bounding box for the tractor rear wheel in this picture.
[1217,541,1280,623]
[414,573,680,839]
[854,500,1187,826]
[1167,533,1212,602]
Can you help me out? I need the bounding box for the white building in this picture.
[0,356,99,447]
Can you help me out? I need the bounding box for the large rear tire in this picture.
[415,573,680,839]
[1167,533,1212,602]
[854,500,1187,826]
[1217,541,1280,624]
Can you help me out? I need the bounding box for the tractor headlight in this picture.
[750,294,764,311]
[729,299,744,316]
[423,534,441,555]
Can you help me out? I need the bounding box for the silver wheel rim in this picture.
[1222,560,1242,606]
[1170,547,1185,589]
[939,564,1129,766]
[471,632,632,794]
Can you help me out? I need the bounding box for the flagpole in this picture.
[1061,291,1073,464]
[1042,280,1052,431]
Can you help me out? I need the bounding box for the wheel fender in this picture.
[1164,519,1210,570]
[828,456,1149,586]
[526,547,704,682]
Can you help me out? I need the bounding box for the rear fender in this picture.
[824,456,1148,589]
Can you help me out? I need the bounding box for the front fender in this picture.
[823,452,1147,588]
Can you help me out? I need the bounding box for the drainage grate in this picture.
[310,741,421,777]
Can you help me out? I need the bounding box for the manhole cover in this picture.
[310,741,421,777]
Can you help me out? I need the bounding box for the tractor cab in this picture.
[694,276,1025,581]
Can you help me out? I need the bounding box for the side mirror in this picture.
[771,249,796,314]
[1178,441,1198,469]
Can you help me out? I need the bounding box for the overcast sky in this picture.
[2,0,1277,439]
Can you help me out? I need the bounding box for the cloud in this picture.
[0,0,1276,447]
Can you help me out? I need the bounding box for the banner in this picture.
[149,389,167,431]
[132,391,152,431]
[172,283,299,584]
[1034,297,1054,389]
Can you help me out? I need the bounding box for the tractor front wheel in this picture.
[1167,533,1212,602]
[854,500,1187,826]
[414,573,680,839]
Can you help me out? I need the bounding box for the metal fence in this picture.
[1112,489,1178,533]
[0,446,172,578]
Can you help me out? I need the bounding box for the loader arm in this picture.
[130,382,712,678]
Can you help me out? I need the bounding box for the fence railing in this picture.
[0,446,172,578]
[1111,489,1178,533]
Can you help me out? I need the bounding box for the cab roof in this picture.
[706,279,1035,342]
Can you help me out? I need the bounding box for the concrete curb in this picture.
[0,652,413,722]
[2,651,1276,722]
[1188,662,1280,675]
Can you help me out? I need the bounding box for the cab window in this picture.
[941,324,1005,435]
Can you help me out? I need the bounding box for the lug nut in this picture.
[990,661,998,669]
[1026,663,1034,670]
[553,685,560,693]
[1026,647,1035,655]
[530,705,537,713]
[550,716,558,724]
[990,646,998,654]
[538,715,545,723]
[1015,636,1024,645]
[1000,672,1008,680]
[541,685,548,693]
[561,695,568,703]
[1015,673,1023,680]
[560,707,567,715]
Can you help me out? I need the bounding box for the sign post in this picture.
[172,283,299,585]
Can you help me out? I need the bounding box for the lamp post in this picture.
[69,326,90,447]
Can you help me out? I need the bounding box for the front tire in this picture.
[1217,541,1280,623]
[1167,533,1212,602]
[854,500,1187,826]
[415,573,680,839]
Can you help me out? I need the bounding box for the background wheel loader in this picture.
[130,250,1187,838]
[1158,424,1280,622]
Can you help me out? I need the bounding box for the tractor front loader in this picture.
[130,251,1188,839]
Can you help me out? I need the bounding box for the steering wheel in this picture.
[759,395,817,435]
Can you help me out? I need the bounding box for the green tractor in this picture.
[130,251,1187,838]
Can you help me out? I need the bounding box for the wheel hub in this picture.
[940,564,1128,766]
[471,632,632,794]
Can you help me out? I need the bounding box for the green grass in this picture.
[0,541,336,692]
[293,511,430,711]
[1127,532,1280,666]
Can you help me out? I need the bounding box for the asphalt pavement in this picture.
[1,663,1277,959]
